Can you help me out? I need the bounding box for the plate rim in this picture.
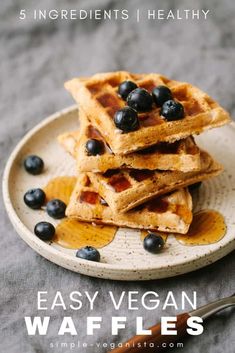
[2,105,235,280]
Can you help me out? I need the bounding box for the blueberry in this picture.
[24,188,46,209]
[161,100,184,121]
[143,233,165,254]
[118,81,138,100]
[24,155,44,175]
[34,221,55,241]
[114,107,139,132]
[76,246,100,262]
[188,182,202,192]
[127,88,153,112]
[85,139,104,156]
[152,86,173,107]
[46,199,66,219]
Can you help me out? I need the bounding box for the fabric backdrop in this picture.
[0,0,234,352]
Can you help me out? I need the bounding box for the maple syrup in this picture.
[80,191,100,205]
[44,176,77,204]
[185,100,204,116]
[43,175,117,249]
[87,84,100,95]
[44,176,226,250]
[139,113,159,127]
[97,93,121,109]
[140,210,226,247]
[108,174,131,192]
[87,125,102,139]
[55,219,117,249]
[173,87,188,101]
[175,209,226,245]
[139,82,156,92]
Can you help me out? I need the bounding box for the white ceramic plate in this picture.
[3,105,235,280]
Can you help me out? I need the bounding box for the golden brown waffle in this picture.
[58,110,202,172]
[58,130,81,158]
[65,71,231,154]
[87,150,223,213]
[66,174,193,234]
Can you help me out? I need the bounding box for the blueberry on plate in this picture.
[76,246,101,262]
[85,139,104,156]
[161,100,184,121]
[114,107,139,132]
[143,233,165,254]
[152,85,173,107]
[118,80,138,100]
[34,221,55,241]
[24,155,44,175]
[46,199,66,219]
[24,188,46,209]
[127,88,153,112]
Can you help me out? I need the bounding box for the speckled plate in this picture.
[2,105,235,280]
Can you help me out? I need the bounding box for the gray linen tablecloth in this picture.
[0,0,234,352]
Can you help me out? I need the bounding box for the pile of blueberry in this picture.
[115,81,184,132]
[84,82,184,157]
[23,155,165,260]
[23,156,66,240]
[23,155,100,261]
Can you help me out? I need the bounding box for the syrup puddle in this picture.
[175,209,226,246]
[140,210,226,246]
[55,219,117,249]
[44,176,77,204]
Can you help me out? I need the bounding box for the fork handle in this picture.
[108,313,190,353]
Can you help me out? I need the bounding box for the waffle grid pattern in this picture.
[86,72,215,127]
[65,71,230,154]
[66,174,193,233]
[87,150,222,213]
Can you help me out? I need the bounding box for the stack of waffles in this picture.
[58,71,230,234]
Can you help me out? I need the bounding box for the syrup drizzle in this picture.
[44,176,117,249]
[44,176,226,250]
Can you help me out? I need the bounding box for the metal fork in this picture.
[109,294,235,353]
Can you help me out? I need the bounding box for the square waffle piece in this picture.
[58,110,202,173]
[65,71,231,154]
[66,174,193,234]
[87,150,223,213]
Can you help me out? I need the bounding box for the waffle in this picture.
[66,174,193,234]
[65,71,231,154]
[87,150,223,213]
[58,110,202,172]
[58,130,80,158]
